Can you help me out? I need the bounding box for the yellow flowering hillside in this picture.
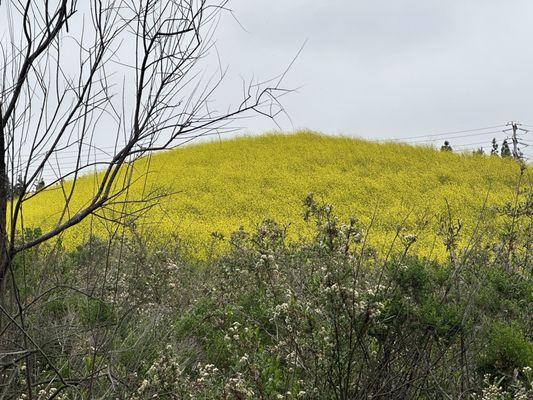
[24,132,528,258]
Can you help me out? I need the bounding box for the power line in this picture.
[454,141,493,148]
[389,124,507,141]
[386,121,531,159]
[406,129,505,144]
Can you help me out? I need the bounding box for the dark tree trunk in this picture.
[0,125,9,289]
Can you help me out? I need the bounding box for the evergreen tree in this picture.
[11,176,25,199]
[35,179,45,192]
[473,147,484,155]
[440,140,452,152]
[490,138,499,156]
[500,139,511,157]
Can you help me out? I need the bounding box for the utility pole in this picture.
[511,122,519,159]
[504,121,524,160]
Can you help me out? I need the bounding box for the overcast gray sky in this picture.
[212,0,533,157]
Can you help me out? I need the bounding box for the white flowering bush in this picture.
[475,368,532,400]
[2,194,531,399]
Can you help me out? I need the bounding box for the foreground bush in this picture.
[0,193,531,399]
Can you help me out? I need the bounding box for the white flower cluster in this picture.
[475,372,533,400]
[133,349,184,400]
[225,321,242,342]
[225,372,255,399]
[195,363,220,385]
[272,302,290,319]
[17,386,67,400]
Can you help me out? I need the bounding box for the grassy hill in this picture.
[24,132,528,259]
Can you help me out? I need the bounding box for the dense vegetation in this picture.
[3,184,531,398]
[23,132,527,260]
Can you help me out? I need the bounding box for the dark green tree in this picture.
[35,179,45,193]
[440,140,453,152]
[491,138,499,156]
[11,176,25,199]
[501,140,511,157]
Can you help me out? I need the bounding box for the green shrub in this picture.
[79,298,116,327]
[478,322,533,376]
